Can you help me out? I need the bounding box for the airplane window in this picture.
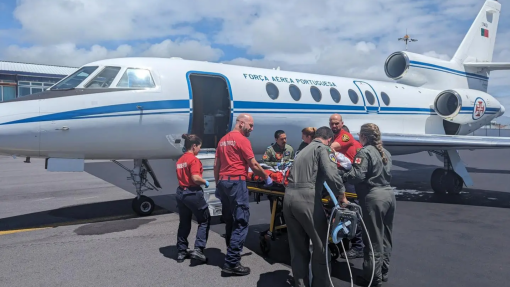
[365,90,375,105]
[50,66,99,90]
[381,92,390,105]
[348,89,359,104]
[84,66,121,88]
[310,86,321,102]
[266,82,279,100]
[117,68,156,88]
[289,84,301,101]
[330,88,341,103]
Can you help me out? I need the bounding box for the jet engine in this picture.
[383,51,483,90]
[433,89,500,125]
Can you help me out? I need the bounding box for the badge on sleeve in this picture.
[355,157,362,164]
[263,154,268,160]
[342,134,350,142]
[356,148,361,152]
[284,150,290,156]
[329,153,338,163]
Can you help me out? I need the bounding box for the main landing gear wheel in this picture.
[431,168,464,195]
[132,196,155,216]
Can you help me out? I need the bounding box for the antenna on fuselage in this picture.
[398,29,418,50]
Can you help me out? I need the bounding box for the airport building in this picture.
[0,60,77,102]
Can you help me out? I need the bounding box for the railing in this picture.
[470,125,510,137]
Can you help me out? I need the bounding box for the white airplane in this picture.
[1,0,509,217]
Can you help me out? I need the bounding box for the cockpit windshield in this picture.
[50,66,98,90]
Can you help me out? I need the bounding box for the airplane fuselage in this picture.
[0,57,504,159]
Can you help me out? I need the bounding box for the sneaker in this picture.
[177,250,189,263]
[190,248,208,263]
[341,249,363,259]
[222,263,250,276]
[356,275,382,287]
[382,273,388,282]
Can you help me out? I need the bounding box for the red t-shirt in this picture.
[215,130,255,177]
[176,152,203,187]
[334,129,363,163]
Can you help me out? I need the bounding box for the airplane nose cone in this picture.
[499,104,506,117]
[0,101,40,156]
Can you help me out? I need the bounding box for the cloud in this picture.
[2,39,222,67]
[0,0,508,111]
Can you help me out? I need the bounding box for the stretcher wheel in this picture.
[329,243,340,261]
[259,236,271,255]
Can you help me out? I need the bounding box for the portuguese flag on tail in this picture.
[481,28,489,38]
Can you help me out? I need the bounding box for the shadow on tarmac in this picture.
[0,199,168,231]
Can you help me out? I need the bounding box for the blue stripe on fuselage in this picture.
[0,100,190,126]
[410,61,489,81]
[0,99,499,126]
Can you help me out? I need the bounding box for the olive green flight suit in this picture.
[283,139,345,287]
[342,145,396,284]
[262,143,295,168]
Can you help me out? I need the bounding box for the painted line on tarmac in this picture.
[0,227,49,236]
[0,209,169,236]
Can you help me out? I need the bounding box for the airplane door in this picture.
[353,81,380,113]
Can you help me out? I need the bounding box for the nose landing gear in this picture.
[112,159,162,216]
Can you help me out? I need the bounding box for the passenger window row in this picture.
[265,82,391,106]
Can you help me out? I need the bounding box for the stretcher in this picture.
[247,177,357,259]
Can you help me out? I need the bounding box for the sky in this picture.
[1,0,509,122]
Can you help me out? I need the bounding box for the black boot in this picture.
[382,272,388,282]
[177,250,189,263]
[356,275,382,287]
[190,248,208,263]
[222,262,250,276]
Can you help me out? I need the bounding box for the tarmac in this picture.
[1,149,510,287]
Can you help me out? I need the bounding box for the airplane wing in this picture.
[378,133,510,150]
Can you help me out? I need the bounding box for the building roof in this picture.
[0,60,78,77]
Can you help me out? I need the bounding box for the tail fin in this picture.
[451,0,501,64]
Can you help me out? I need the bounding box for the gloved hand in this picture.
[204,180,210,188]
[264,176,273,187]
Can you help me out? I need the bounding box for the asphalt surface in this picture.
[1,150,510,287]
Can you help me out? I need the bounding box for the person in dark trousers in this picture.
[214,113,272,276]
[283,126,347,287]
[175,134,211,263]
[340,125,364,259]
[342,123,395,287]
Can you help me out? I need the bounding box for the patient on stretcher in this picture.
[247,152,351,189]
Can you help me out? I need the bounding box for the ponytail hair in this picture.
[301,127,316,138]
[359,123,388,165]
[181,134,202,151]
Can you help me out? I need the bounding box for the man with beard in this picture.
[214,113,272,276]
[329,114,365,259]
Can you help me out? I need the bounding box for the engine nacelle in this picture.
[433,89,500,125]
[384,51,476,90]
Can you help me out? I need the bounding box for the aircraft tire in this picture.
[443,171,463,195]
[431,168,446,194]
[132,196,155,216]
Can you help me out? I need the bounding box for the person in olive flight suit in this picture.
[262,130,295,168]
[342,123,395,287]
[283,126,347,287]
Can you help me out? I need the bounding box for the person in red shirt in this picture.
[214,113,272,276]
[329,114,362,163]
[329,114,365,260]
[175,134,210,264]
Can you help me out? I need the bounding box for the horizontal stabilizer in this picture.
[464,62,510,71]
[379,133,510,150]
